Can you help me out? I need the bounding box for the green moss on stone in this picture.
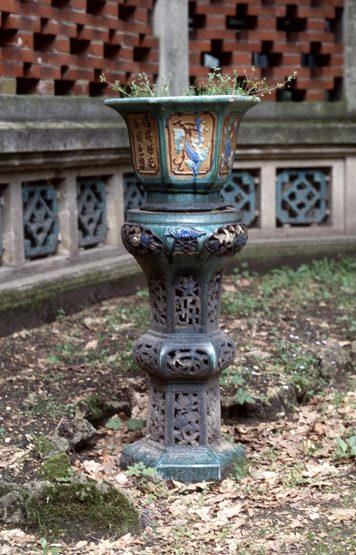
[0,266,139,319]
[83,393,107,424]
[26,479,140,541]
[33,436,59,459]
[41,452,71,482]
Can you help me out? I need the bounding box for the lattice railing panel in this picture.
[220,170,259,226]
[124,173,147,218]
[77,177,107,247]
[22,181,59,259]
[276,168,329,226]
[189,0,344,101]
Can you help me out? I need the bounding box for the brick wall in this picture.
[189,0,344,101]
[0,0,158,96]
[0,0,345,100]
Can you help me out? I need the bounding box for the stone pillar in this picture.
[105,172,125,247]
[2,179,26,266]
[153,0,189,95]
[56,172,79,258]
[345,157,356,233]
[344,0,356,113]
[260,163,277,232]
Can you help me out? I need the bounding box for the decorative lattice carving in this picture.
[149,276,168,326]
[121,223,164,256]
[165,225,206,256]
[221,171,258,226]
[206,387,221,445]
[22,182,59,259]
[207,273,222,325]
[216,338,236,371]
[134,341,160,374]
[205,223,248,256]
[276,169,329,226]
[124,173,147,218]
[77,178,107,247]
[147,388,165,445]
[165,349,210,377]
[174,275,201,327]
[173,392,200,446]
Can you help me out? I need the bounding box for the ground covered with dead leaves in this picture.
[1,255,356,554]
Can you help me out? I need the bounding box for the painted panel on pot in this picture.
[218,114,240,177]
[126,113,160,176]
[166,112,216,179]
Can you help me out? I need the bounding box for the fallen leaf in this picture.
[75,541,88,549]
[84,339,98,351]
[82,460,103,476]
[115,472,129,485]
[302,462,338,478]
[327,508,356,522]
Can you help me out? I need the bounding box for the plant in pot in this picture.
[103,69,296,483]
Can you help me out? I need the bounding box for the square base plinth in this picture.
[121,440,244,483]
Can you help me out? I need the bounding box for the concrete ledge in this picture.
[0,236,355,337]
[1,96,356,156]
[236,236,356,273]
[0,251,143,337]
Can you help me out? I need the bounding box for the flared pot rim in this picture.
[104,94,260,110]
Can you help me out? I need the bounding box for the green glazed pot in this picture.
[105,95,259,210]
[105,95,259,483]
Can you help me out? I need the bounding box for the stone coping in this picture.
[1,95,355,122]
[0,97,356,155]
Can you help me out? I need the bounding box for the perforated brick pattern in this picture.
[189,0,344,101]
[0,0,158,96]
[0,0,344,100]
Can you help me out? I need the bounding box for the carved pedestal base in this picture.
[121,440,244,483]
[123,359,244,482]
[120,208,248,482]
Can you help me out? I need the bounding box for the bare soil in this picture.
[1,259,356,554]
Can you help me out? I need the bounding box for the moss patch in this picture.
[0,481,26,526]
[26,478,141,541]
[77,393,109,425]
[33,436,59,459]
[41,452,71,482]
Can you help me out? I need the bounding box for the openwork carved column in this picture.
[120,214,248,482]
[105,94,258,482]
